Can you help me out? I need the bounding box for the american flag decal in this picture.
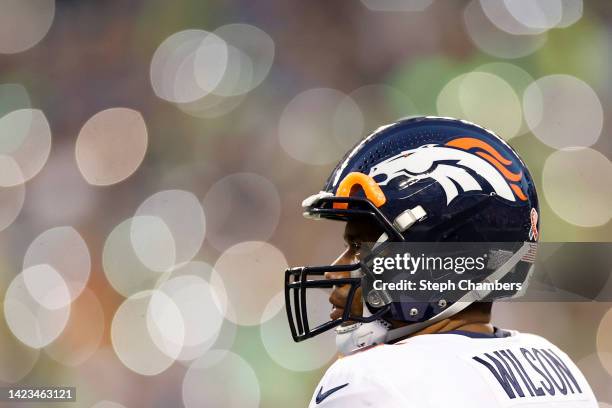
[521,243,538,264]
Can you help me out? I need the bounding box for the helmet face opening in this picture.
[283,116,540,344]
[284,263,391,342]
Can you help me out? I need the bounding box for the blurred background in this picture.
[0,0,611,406]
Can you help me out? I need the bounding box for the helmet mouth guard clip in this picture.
[284,262,391,342]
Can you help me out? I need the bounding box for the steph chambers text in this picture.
[373,279,522,293]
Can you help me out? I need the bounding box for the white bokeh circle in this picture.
[111,290,184,376]
[135,190,205,265]
[103,217,170,298]
[261,291,336,371]
[0,109,52,186]
[437,71,522,140]
[154,275,224,356]
[0,156,25,231]
[129,215,177,272]
[0,305,39,382]
[21,264,71,310]
[3,271,70,349]
[182,350,260,408]
[465,0,547,59]
[523,74,603,149]
[361,0,434,12]
[0,0,55,54]
[213,241,287,326]
[150,30,228,103]
[23,226,91,302]
[279,88,364,165]
[211,24,275,97]
[543,148,612,227]
[76,108,148,186]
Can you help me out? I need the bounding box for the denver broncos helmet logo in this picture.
[368,137,527,205]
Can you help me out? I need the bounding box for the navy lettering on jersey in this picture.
[473,352,524,399]
[473,348,583,400]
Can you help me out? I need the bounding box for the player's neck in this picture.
[412,318,494,336]
[391,309,494,339]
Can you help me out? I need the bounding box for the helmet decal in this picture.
[529,208,539,241]
[368,137,526,205]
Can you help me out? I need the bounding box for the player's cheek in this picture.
[324,271,350,280]
[328,285,350,308]
[351,287,363,316]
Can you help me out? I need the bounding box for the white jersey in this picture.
[309,330,597,407]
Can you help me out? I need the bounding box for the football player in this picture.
[284,117,597,407]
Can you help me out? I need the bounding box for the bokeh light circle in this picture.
[279,88,364,165]
[111,290,184,376]
[24,226,90,302]
[0,152,25,188]
[156,261,235,362]
[76,108,148,186]
[202,173,280,252]
[504,0,563,31]
[135,190,205,265]
[154,275,224,356]
[4,270,71,348]
[150,30,228,103]
[0,83,31,121]
[361,0,434,12]
[214,241,287,325]
[103,217,170,298]
[465,0,547,59]
[0,0,55,54]
[347,84,415,140]
[557,0,583,27]
[182,350,260,408]
[0,306,39,382]
[211,24,275,96]
[45,288,104,367]
[0,157,25,231]
[129,215,176,272]
[22,264,71,310]
[523,74,603,149]
[480,0,545,35]
[0,109,52,186]
[596,307,612,377]
[437,71,522,140]
[0,108,34,158]
[261,291,336,371]
[543,148,612,227]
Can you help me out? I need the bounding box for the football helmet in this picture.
[284,116,539,352]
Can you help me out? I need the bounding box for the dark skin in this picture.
[325,218,494,337]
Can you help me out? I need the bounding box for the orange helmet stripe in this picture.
[334,172,387,210]
[510,183,527,201]
[475,151,522,182]
[445,137,512,165]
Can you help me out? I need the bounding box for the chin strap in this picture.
[336,241,532,353]
[385,242,531,343]
[335,314,391,356]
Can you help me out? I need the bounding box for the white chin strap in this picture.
[335,313,390,356]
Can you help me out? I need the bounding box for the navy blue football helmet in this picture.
[284,116,539,344]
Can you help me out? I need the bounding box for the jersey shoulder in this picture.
[308,346,409,407]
